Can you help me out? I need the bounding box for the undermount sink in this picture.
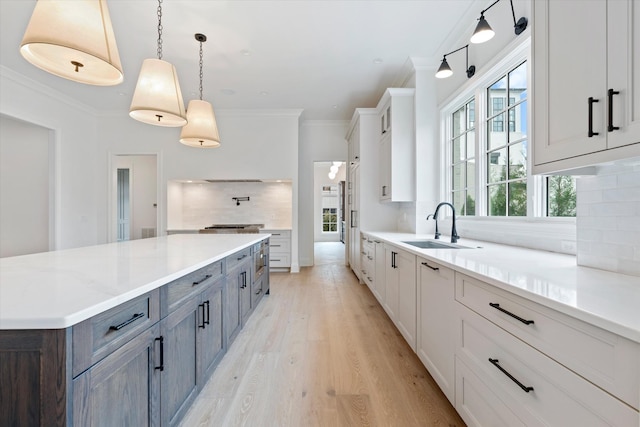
[402,240,472,249]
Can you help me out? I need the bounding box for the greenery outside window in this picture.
[322,208,338,232]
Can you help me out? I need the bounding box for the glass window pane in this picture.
[509,101,527,141]
[453,105,466,137]
[467,100,475,129]
[466,186,476,216]
[452,163,464,191]
[488,183,506,216]
[547,176,577,217]
[466,159,476,188]
[488,76,507,116]
[452,135,464,163]
[466,130,475,159]
[508,181,527,216]
[453,190,465,215]
[508,141,527,180]
[509,62,527,105]
[488,148,506,184]
[488,113,507,150]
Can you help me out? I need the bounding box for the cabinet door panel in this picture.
[226,266,242,346]
[608,0,640,149]
[533,0,607,165]
[198,279,225,385]
[160,299,198,427]
[73,325,160,427]
[383,248,398,320]
[395,250,416,351]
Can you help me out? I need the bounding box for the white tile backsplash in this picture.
[173,181,292,229]
[576,159,640,276]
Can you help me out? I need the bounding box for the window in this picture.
[322,208,338,232]
[486,62,528,216]
[443,51,576,220]
[450,99,476,216]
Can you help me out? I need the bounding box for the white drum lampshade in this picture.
[180,100,221,148]
[129,58,187,127]
[20,0,123,86]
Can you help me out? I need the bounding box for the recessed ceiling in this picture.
[0,0,481,121]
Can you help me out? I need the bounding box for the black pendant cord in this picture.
[156,0,163,60]
[194,33,207,101]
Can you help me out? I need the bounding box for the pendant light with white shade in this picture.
[180,33,221,148]
[129,0,186,127]
[20,0,123,86]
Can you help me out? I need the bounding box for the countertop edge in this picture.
[365,231,640,344]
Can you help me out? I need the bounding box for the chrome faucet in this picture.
[428,202,459,243]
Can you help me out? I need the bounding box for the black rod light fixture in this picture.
[435,45,476,79]
[470,0,528,44]
[232,197,250,206]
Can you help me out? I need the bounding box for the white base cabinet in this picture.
[260,229,290,270]
[384,245,416,351]
[417,259,455,405]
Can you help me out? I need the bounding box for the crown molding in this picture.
[300,119,349,127]
[0,65,100,116]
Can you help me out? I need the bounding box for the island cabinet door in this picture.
[198,277,226,386]
[225,265,242,347]
[159,294,199,427]
[72,324,161,427]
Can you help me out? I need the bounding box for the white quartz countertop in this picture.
[0,234,267,330]
[366,232,640,344]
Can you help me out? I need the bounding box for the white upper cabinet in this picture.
[377,88,415,201]
[532,0,640,173]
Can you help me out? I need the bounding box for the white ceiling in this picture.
[0,0,482,121]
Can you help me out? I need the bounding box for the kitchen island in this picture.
[0,234,269,426]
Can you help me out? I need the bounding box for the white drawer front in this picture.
[262,229,290,239]
[455,356,526,427]
[457,306,638,426]
[269,253,290,268]
[456,273,639,409]
[269,238,290,254]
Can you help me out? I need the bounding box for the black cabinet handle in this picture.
[382,185,387,197]
[204,300,210,326]
[155,336,164,371]
[391,251,398,269]
[608,88,620,132]
[588,97,599,137]
[489,303,534,325]
[237,254,247,261]
[255,288,262,295]
[198,303,206,328]
[193,274,212,285]
[421,262,439,271]
[109,312,145,331]
[488,358,534,393]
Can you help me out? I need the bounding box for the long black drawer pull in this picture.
[489,303,534,325]
[608,88,620,132]
[109,312,145,331]
[421,262,439,271]
[488,358,534,393]
[588,97,599,137]
[237,254,247,261]
[193,274,212,285]
[204,301,210,326]
[155,336,164,371]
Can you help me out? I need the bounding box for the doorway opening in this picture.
[109,154,159,242]
[313,161,346,265]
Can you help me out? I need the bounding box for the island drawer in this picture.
[457,306,638,426]
[226,247,252,272]
[162,259,224,315]
[455,273,639,409]
[72,289,160,377]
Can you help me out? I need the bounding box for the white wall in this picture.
[313,162,346,242]
[1,66,100,250]
[298,121,349,266]
[169,181,292,229]
[112,155,157,240]
[0,114,51,257]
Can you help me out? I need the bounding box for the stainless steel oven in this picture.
[253,239,267,280]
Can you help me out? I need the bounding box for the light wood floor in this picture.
[180,242,465,426]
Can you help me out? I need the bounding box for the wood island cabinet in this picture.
[0,238,269,427]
